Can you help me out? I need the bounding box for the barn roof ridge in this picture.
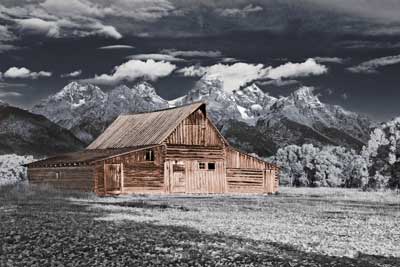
[120,101,206,116]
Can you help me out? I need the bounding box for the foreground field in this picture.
[0,185,399,266]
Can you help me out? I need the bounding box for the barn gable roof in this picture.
[87,102,222,149]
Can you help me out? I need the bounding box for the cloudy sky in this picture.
[0,0,400,121]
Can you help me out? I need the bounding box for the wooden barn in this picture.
[26,102,279,195]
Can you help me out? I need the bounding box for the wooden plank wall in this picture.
[96,146,165,194]
[225,147,279,193]
[165,160,226,193]
[166,109,223,147]
[28,167,94,191]
[226,168,264,193]
[225,147,266,169]
[165,145,226,194]
[166,145,224,161]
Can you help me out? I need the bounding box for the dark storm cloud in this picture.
[3,0,400,40]
[0,0,400,121]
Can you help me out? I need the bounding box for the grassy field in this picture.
[0,185,399,266]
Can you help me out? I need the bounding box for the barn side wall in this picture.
[95,146,166,195]
[225,147,279,194]
[28,166,95,191]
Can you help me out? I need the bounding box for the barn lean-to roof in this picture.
[87,102,226,149]
[25,145,161,168]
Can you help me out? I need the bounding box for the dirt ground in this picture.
[0,185,399,267]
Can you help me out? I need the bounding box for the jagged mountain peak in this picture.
[54,82,105,100]
[32,81,168,143]
[283,86,322,107]
[30,77,373,156]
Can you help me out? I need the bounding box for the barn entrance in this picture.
[104,163,123,194]
[169,161,186,193]
[165,160,226,194]
[264,169,276,193]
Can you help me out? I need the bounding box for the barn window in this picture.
[145,149,155,161]
[208,163,216,170]
[55,171,61,179]
[199,162,206,169]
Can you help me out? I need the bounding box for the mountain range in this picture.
[0,100,84,157]
[27,77,372,157]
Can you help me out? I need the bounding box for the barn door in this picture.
[264,169,273,194]
[104,164,123,194]
[168,161,186,193]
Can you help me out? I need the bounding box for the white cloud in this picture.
[218,4,263,17]
[221,57,239,63]
[99,45,135,49]
[0,91,22,97]
[314,57,345,64]
[258,79,300,87]
[15,16,122,39]
[266,59,328,80]
[178,59,327,93]
[16,18,60,37]
[338,40,400,49]
[82,59,176,85]
[178,63,269,93]
[61,70,82,78]
[177,66,208,77]
[0,82,27,88]
[93,25,122,39]
[162,49,222,58]
[3,67,52,79]
[347,55,400,74]
[40,0,175,22]
[127,54,184,62]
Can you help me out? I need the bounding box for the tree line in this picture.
[271,118,400,189]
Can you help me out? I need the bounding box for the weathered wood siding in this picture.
[165,159,225,193]
[28,166,94,191]
[166,145,224,160]
[164,144,226,193]
[226,147,266,169]
[95,145,165,195]
[226,168,264,193]
[166,109,224,147]
[225,147,279,193]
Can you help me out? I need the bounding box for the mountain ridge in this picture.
[0,103,85,157]
[30,79,373,156]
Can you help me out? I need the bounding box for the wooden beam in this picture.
[103,162,107,195]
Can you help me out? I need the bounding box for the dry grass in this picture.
[278,186,400,204]
[1,184,399,266]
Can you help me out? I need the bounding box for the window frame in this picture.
[199,162,206,169]
[145,149,155,161]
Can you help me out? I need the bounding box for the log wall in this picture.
[226,168,264,193]
[225,147,279,193]
[166,109,224,147]
[225,147,266,169]
[28,166,94,191]
[165,145,225,160]
[95,145,166,195]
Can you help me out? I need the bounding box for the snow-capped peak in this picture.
[289,86,321,106]
[53,81,106,102]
